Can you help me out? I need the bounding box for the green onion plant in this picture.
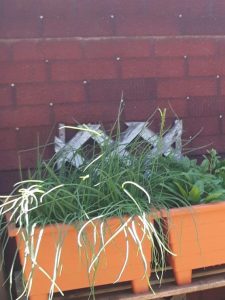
[1,110,225,299]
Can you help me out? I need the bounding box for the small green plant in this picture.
[158,151,225,206]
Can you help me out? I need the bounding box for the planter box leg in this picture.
[174,269,192,285]
[131,278,149,294]
[29,294,48,300]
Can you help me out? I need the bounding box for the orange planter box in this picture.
[8,216,152,300]
[164,202,225,285]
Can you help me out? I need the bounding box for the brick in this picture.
[0,129,17,150]
[18,147,54,170]
[214,1,225,17]
[122,58,184,79]
[0,62,46,84]
[190,135,225,155]
[51,60,118,81]
[146,0,215,17]
[0,150,21,170]
[189,57,225,76]
[0,18,40,39]
[157,78,217,98]
[144,0,187,17]
[0,170,21,193]
[43,18,76,38]
[43,16,113,38]
[12,41,38,61]
[116,15,179,36]
[16,82,85,105]
[182,0,215,17]
[221,118,225,135]
[156,98,188,118]
[39,0,76,17]
[75,0,147,16]
[188,97,225,117]
[124,100,157,122]
[216,98,225,115]
[53,102,121,124]
[124,102,177,133]
[20,146,54,165]
[18,147,54,169]
[183,16,225,35]
[0,149,51,170]
[122,78,156,101]
[220,78,225,95]
[17,126,56,150]
[217,39,225,57]
[0,86,12,106]
[0,106,50,128]
[0,43,11,61]
[88,78,156,102]
[188,97,218,117]
[2,0,40,19]
[83,39,153,59]
[13,39,82,61]
[125,98,187,123]
[88,79,122,103]
[155,38,216,57]
[183,116,220,137]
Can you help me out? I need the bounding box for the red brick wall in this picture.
[1,0,225,192]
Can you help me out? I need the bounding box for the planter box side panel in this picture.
[14,218,152,296]
[166,203,225,284]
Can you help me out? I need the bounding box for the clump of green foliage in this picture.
[0,127,178,300]
[158,150,225,206]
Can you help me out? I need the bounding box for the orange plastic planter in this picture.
[8,216,152,300]
[164,202,225,285]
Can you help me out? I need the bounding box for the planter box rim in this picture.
[7,213,154,237]
[161,201,225,217]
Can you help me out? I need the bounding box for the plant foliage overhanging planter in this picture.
[2,116,225,299]
[2,118,180,300]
